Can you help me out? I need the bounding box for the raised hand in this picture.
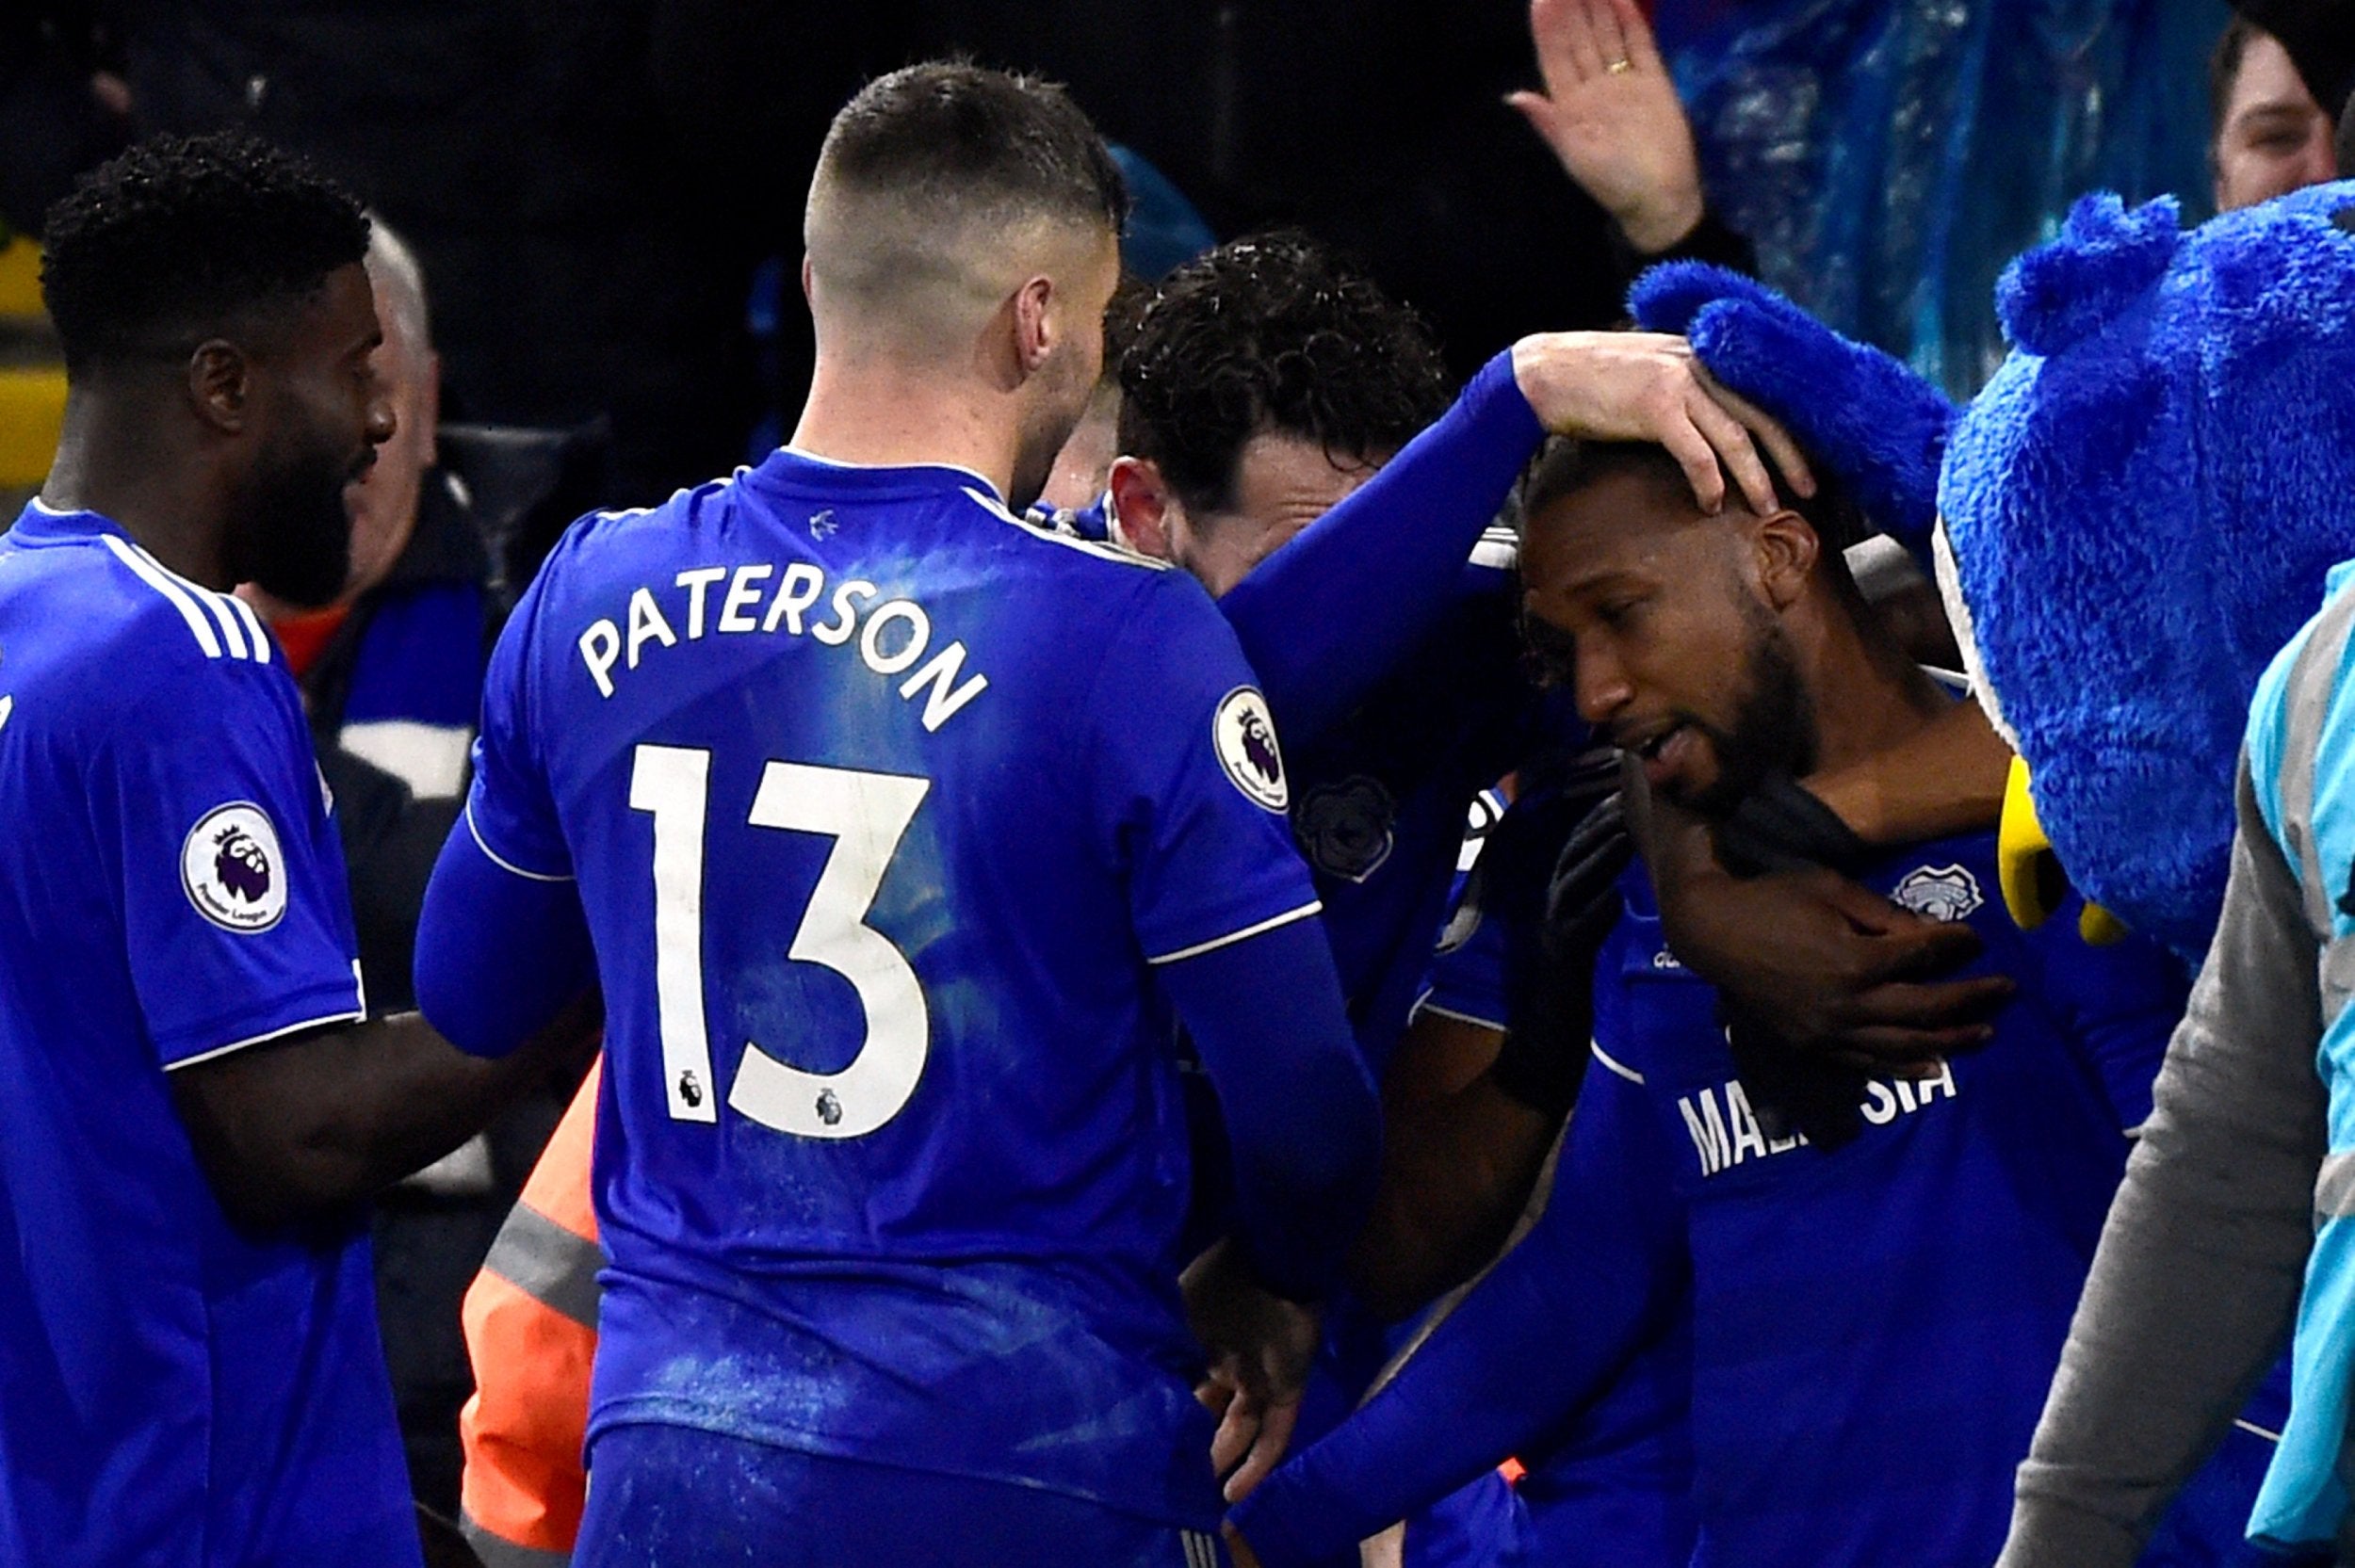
[1508,0,1706,254]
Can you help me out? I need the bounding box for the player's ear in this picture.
[1750,509,1819,610]
[1011,274,1056,377]
[1108,456,1178,561]
[187,339,252,435]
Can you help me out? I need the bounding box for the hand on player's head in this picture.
[1508,331,1811,517]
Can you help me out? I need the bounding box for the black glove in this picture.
[1489,784,1632,1116]
[1724,1009,1868,1149]
[1708,773,1875,1146]
[1712,772,1872,879]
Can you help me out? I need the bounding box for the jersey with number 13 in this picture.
[462,447,1321,1527]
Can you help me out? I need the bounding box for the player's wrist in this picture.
[1616,183,1707,256]
[1507,331,1628,434]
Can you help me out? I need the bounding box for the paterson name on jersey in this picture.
[572,546,989,734]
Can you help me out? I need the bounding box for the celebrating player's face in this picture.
[226,264,396,607]
[1169,435,1387,600]
[1522,466,1814,814]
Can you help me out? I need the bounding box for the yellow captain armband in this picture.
[1997,755,2128,945]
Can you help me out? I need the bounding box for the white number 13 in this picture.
[629,743,932,1139]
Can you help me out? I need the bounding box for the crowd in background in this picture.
[23,0,2339,515]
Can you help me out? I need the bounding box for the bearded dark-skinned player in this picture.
[1226,438,2270,1568]
[0,134,592,1568]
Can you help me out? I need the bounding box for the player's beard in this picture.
[228,423,362,609]
[1684,608,1818,818]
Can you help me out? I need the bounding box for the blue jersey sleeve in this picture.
[1219,351,1541,749]
[462,542,572,881]
[1090,572,1324,963]
[1160,917,1381,1301]
[1227,1047,1688,1564]
[416,541,595,1055]
[102,658,365,1067]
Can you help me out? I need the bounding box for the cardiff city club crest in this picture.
[181,801,288,932]
[1213,687,1289,813]
[1892,864,1984,924]
[1295,775,1397,883]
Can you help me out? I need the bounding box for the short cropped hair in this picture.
[1520,436,1864,558]
[1116,233,1452,515]
[820,61,1125,231]
[41,132,368,373]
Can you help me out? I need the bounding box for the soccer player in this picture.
[1225,436,2264,1568]
[1109,235,1803,1085]
[0,134,592,1567]
[412,63,1381,1566]
[447,234,1814,1564]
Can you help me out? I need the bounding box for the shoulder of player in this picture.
[973,486,1174,577]
[532,483,713,575]
[70,534,290,683]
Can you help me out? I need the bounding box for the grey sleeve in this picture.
[1997,761,2329,1568]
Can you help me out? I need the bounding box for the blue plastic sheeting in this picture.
[1657,0,2229,396]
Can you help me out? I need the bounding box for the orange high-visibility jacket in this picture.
[459,1058,602,1567]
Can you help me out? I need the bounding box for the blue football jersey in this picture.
[463,449,1324,1528]
[0,502,416,1567]
[1289,564,1535,1077]
[1584,839,2272,1568]
[1233,827,2269,1568]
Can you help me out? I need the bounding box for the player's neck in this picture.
[41,391,233,588]
[791,356,1020,501]
[1793,592,1946,782]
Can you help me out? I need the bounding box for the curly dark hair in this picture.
[1115,233,1452,515]
[41,132,368,372]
